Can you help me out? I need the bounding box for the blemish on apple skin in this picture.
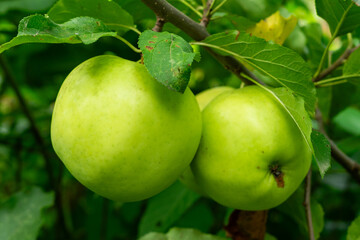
[149,41,155,44]
[145,46,153,51]
[269,164,285,188]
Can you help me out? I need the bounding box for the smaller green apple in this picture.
[192,85,312,210]
[179,86,234,194]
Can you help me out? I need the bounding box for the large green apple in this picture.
[51,55,202,202]
[192,85,312,210]
[179,86,234,194]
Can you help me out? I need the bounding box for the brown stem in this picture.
[313,46,359,82]
[224,210,268,240]
[152,15,166,32]
[0,54,70,239]
[200,0,214,27]
[316,108,360,184]
[141,0,257,85]
[303,168,315,240]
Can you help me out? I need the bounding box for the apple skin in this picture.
[192,85,312,210]
[179,86,234,194]
[51,55,202,202]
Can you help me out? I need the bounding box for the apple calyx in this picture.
[269,164,285,188]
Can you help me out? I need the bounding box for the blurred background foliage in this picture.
[0,0,359,240]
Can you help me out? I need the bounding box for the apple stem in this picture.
[224,209,268,240]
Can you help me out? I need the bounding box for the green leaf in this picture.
[138,181,200,237]
[247,11,297,45]
[316,87,332,122]
[227,15,256,32]
[302,23,325,70]
[347,215,360,240]
[200,31,316,113]
[271,87,312,150]
[265,233,277,240]
[0,20,17,32]
[316,0,360,36]
[337,136,360,155]
[0,0,57,14]
[343,47,360,86]
[0,14,116,54]
[223,0,282,21]
[139,227,229,240]
[47,0,134,35]
[276,187,324,239]
[139,232,168,240]
[311,130,331,178]
[167,228,228,240]
[333,107,360,136]
[0,187,54,240]
[174,200,215,233]
[138,30,198,93]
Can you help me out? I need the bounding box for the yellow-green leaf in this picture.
[247,11,297,45]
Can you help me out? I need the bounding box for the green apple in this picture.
[192,85,311,210]
[51,55,202,202]
[179,86,234,194]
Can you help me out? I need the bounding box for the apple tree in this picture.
[0,0,360,240]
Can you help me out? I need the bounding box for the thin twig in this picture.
[114,35,142,53]
[315,108,360,184]
[179,0,203,18]
[313,46,359,82]
[152,15,166,32]
[200,0,214,27]
[141,0,257,85]
[303,168,315,240]
[211,0,228,15]
[0,54,70,239]
[104,23,141,35]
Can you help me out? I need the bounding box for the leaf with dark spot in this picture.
[311,130,331,178]
[138,30,200,93]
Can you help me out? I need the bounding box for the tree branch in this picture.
[141,0,257,85]
[152,15,166,32]
[200,0,214,27]
[315,108,360,184]
[0,54,70,239]
[313,46,359,82]
[303,168,315,240]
